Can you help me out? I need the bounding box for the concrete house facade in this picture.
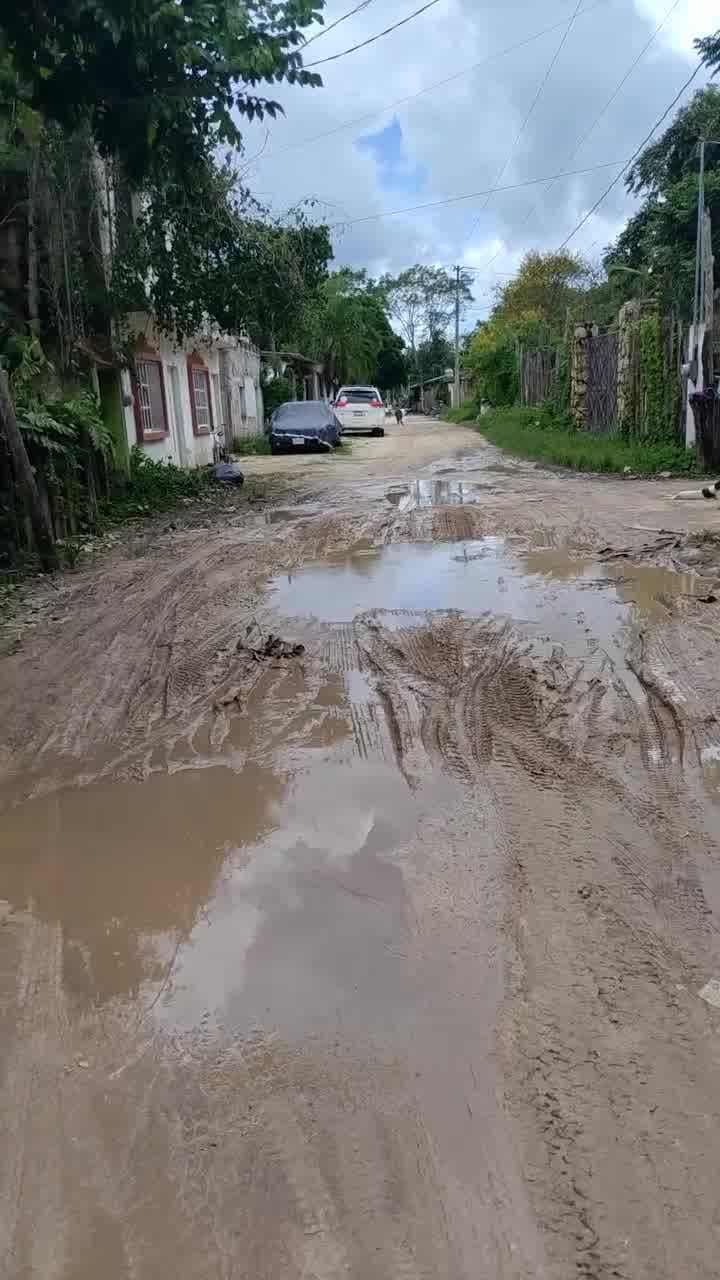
[93,159,264,469]
[117,315,263,468]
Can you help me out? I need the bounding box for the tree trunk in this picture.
[27,148,40,327]
[0,370,59,572]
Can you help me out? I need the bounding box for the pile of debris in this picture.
[237,632,305,662]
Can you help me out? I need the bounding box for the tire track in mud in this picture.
[356,613,576,790]
[0,917,67,1280]
[171,1033,461,1280]
[626,631,685,770]
[353,607,720,1278]
[6,432,720,1276]
[260,1098,353,1279]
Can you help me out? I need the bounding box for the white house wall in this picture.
[219,341,264,440]
[95,162,264,464]
[121,317,222,469]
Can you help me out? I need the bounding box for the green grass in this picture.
[445,403,481,424]
[231,432,272,456]
[463,406,698,476]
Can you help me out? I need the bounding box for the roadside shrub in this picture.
[260,373,292,419]
[1,335,118,577]
[476,407,698,475]
[105,447,212,517]
[445,402,480,423]
[231,432,271,455]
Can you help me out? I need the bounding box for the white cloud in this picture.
[633,0,716,55]
[238,0,716,288]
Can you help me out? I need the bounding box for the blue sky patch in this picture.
[356,117,427,196]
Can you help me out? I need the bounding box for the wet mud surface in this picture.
[3,418,720,1277]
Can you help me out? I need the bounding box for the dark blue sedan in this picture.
[270,401,342,454]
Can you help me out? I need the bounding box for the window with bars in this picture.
[133,358,168,440]
[187,357,213,435]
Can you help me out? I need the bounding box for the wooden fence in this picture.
[518,310,689,440]
[519,346,556,406]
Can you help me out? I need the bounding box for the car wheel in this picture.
[372,427,385,438]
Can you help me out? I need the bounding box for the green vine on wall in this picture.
[639,311,670,441]
[545,319,572,424]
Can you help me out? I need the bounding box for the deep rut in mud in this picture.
[3,423,720,1279]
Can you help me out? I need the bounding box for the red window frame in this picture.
[131,345,169,443]
[187,352,214,437]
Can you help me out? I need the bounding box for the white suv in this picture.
[333,386,385,437]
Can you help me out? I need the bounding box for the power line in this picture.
[557,58,705,250]
[304,0,443,68]
[259,2,606,162]
[465,0,585,244]
[302,0,378,50]
[477,0,683,274]
[330,159,625,227]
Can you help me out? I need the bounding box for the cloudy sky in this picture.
[241,0,717,323]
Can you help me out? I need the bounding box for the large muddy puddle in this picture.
[271,537,698,652]
[0,532,702,1040]
[0,752,450,1035]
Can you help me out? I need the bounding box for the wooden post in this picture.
[0,369,59,572]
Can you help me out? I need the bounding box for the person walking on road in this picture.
[395,406,404,425]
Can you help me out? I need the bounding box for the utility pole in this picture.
[692,137,706,369]
[687,138,708,447]
[454,264,461,410]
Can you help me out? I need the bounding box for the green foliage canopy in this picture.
[2,0,324,182]
[605,85,720,312]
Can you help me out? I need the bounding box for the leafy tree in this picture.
[491,251,591,343]
[410,332,453,384]
[1,0,324,182]
[113,161,332,346]
[467,320,517,406]
[698,28,720,74]
[261,372,293,418]
[0,3,328,570]
[607,173,720,313]
[301,270,396,388]
[374,333,407,395]
[624,84,720,197]
[379,265,473,357]
[604,84,720,312]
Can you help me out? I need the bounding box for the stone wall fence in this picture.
[570,322,597,427]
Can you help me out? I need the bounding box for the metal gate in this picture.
[587,331,618,432]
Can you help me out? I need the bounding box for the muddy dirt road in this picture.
[3,416,720,1278]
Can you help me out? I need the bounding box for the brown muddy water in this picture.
[270,537,698,645]
[4,497,720,1279]
[0,740,444,1036]
[0,534,699,1038]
